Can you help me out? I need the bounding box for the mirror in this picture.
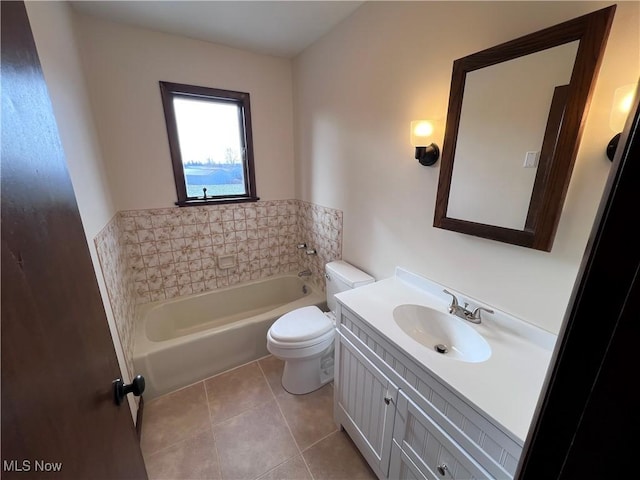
[434,6,616,251]
[448,42,578,230]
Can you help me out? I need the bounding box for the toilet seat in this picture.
[267,328,334,352]
[269,306,333,344]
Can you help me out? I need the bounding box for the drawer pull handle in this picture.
[384,396,392,405]
[437,463,449,477]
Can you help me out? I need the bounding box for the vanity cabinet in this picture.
[335,303,522,480]
[335,331,398,478]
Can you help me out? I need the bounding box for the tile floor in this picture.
[141,356,376,480]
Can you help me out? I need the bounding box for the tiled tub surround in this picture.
[94,200,342,381]
[297,201,343,293]
[95,215,138,378]
[122,200,342,304]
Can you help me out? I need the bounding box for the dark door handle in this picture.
[113,375,145,405]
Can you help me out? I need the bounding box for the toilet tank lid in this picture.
[270,306,333,343]
[325,260,374,288]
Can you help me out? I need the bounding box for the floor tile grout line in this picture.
[300,428,340,454]
[239,358,304,480]
[203,377,224,480]
[140,381,213,459]
[143,358,352,480]
[211,359,296,480]
[209,397,296,479]
[148,355,274,406]
[257,358,316,480]
[206,359,312,478]
[145,375,211,406]
[255,452,314,480]
[210,396,274,429]
[255,358,279,403]
[256,359,302,451]
[142,424,210,461]
[205,361,275,428]
[289,392,339,480]
[298,449,317,480]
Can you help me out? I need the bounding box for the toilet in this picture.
[266,260,374,394]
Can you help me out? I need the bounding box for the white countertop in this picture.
[335,268,557,443]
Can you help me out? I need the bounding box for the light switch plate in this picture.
[524,151,539,168]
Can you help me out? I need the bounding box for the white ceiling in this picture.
[70,1,364,58]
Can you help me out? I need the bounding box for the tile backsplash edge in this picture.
[94,213,137,379]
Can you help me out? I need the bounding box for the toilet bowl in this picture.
[266,260,374,394]
[267,306,335,394]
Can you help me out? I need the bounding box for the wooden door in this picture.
[518,84,640,479]
[1,2,148,478]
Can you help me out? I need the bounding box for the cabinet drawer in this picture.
[339,305,520,478]
[390,441,429,480]
[393,390,493,480]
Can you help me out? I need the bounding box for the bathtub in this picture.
[133,274,326,399]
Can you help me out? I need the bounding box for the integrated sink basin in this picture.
[393,304,491,363]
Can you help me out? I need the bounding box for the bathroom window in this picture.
[159,81,258,206]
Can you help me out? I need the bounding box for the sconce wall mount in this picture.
[606,133,621,161]
[415,144,440,166]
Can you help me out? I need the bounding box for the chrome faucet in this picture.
[443,289,494,324]
[298,269,312,278]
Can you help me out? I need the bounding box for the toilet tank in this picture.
[325,260,374,313]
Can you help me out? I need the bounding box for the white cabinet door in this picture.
[391,390,493,480]
[335,332,398,478]
[390,441,431,480]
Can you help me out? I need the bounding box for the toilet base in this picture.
[281,345,334,395]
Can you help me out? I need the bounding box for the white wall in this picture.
[24,1,136,418]
[293,1,639,333]
[73,12,296,211]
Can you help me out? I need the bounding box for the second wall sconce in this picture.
[411,120,440,166]
[607,83,636,161]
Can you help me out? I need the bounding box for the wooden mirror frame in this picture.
[434,6,616,251]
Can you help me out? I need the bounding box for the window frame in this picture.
[159,81,259,206]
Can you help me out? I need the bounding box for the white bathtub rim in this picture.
[133,274,326,355]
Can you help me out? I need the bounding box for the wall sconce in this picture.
[607,83,636,161]
[411,120,440,166]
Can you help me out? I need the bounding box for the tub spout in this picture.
[298,269,312,277]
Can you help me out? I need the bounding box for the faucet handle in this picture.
[442,289,459,312]
[471,306,494,321]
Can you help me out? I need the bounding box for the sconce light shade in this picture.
[411,120,440,166]
[609,84,635,132]
[607,83,636,161]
